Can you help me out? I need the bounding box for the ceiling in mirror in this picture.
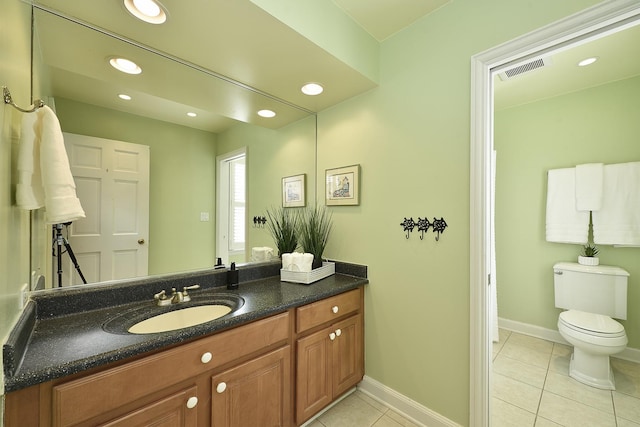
[32,0,384,131]
[494,21,640,110]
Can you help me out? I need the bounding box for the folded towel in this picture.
[575,163,603,211]
[298,253,314,272]
[16,111,45,209]
[37,106,85,224]
[281,253,293,270]
[545,168,589,244]
[251,246,273,262]
[592,162,640,246]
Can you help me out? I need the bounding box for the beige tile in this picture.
[614,391,640,424]
[384,410,420,427]
[372,415,403,427]
[494,354,548,388]
[318,392,385,427]
[500,335,553,369]
[617,418,640,427]
[538,391,616,427]
[534,416,563,426]
[612,358,640,399]
[548,351,571,375]
[491,397,535,427]
[493,373,542,413]
[354,390,389,413]
[304,420,325,427]
[544,371,614,414]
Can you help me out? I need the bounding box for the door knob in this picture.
[329,332,336,341]
[332,306,339,314]
[216,382,227,393]
[138,238,145,244]
[201,352,212,364]
[186,396,198,409]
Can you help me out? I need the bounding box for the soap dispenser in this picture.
[227,262,239,290]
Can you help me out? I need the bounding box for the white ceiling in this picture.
[31,0,640,132]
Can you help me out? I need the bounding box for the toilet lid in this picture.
[560,310,624,335]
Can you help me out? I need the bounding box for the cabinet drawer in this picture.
[53,312,289,426]
[296,289,361,333]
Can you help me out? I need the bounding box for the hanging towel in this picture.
[592,162,640,246]
[545,168,589,244]
[36,106,85,224]
[575,163,603,211]
[16,111,45,209]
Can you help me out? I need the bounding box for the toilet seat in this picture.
[559,310,624,337]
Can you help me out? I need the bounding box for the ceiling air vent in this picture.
[498,56,552,81]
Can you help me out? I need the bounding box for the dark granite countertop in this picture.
[3,260,367,393]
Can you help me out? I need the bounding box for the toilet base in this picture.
[569,348,616,390]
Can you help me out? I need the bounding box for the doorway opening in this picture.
[469,2,640,425]
[216,148,247,265]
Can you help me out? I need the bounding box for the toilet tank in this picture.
[553,262,629,319]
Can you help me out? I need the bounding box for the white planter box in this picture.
[578,256,599,266]
[280,262,335,284]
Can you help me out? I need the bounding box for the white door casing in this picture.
[469,2,640,426]
[62,133,149,285]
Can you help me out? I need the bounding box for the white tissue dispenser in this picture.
[280,253,335,284]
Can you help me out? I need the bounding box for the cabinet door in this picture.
[296,326,332,425]
[99,385,198,427]
[332,314,364,398]
[211,346,291,427]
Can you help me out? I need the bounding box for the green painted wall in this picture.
[0,0,34,398]
[54,98,217,276]
[314,0,600,424]
[216,115,316,258]
[495,75,640,348]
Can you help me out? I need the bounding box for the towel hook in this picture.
[3,86,44,113]
[432,217,448,241]
[400,217,416,239]
[416,217,432,240]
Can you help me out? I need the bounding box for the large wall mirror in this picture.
[30,3,318,289]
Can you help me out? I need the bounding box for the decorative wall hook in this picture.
[400,217,416,239]
[253,216,266,228]
[416,217,432,240]
[432,217,448,241]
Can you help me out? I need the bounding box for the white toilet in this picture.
[554,262,629,390]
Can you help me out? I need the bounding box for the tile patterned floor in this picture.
[304,390,420,427]
[493,329,640,427]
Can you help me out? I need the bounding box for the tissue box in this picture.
[280,262,335,284]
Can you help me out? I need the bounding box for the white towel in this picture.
[298,253,314,272]
[36,106,85,224]
[592,162,640,246]
[16,111,45,209]
[575,163,603,211]
[545,168,589,244]
[281,253,293,270]
[251,246,273,262]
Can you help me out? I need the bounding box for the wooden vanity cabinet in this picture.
[3,286,365,427]
[295,288,364,425]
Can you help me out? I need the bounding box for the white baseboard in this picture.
[357,376,462,427]
[498,317,640,364]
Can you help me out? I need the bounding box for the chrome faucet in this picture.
[154,284,200,306]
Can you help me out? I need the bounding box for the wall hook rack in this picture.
[253,216,266,228]
[400,216,448,241]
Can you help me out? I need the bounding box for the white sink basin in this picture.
[128,305,232,334]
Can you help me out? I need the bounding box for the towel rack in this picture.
[3,86,44,113]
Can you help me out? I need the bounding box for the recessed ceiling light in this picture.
[258,109,276,118]
[124,0,168,24]
[118,94,132,100]
[187,112,197,117]
[578,57,598,67]
[301,83,324,96]
[109,57,142,74]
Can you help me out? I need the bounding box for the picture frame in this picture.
[282,174,306,207]
[325,164,360,206]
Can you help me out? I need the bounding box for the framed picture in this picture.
[282,174,306,207]
[325,164,360,206]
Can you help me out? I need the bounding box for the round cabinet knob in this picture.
[329,332,336,341]
[201,352,212,364]
[335,328,342,337]
[138,238,145,244]
[332,306,339,314]
[186,396,198,409]
[216,382,227,394]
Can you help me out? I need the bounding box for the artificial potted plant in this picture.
[298,205,333,269]
[578,243,599,266]
[266,206,298,257]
